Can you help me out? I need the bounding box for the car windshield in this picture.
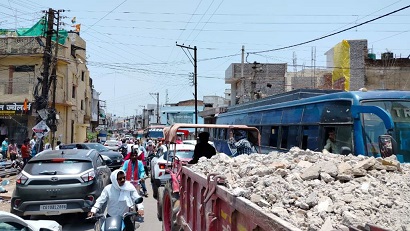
[85,143,109,152]
[25,159,93,175]
[105,141,118,146]
[163,150,194,161]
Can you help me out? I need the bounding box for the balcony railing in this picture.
[0,37,69,61]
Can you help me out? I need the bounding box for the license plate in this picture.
[40,204,67,211]
[116,159,121,162]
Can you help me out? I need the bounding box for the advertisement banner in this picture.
[332,40,351,91]
[167,113,193,125]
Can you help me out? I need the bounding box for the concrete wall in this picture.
[365,58,410,90]
[225,63,287,104]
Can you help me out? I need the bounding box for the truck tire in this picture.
[157,187,164,221]
[153,179,160,199]
[162,181,181,231]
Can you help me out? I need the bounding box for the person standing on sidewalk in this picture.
[7,139,17,161]
[1,137,8,160]
[21,138,31,166]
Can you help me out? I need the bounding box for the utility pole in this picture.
[149,93,160,124]
[50,9,62,148]
[176,43,198,137]
[139,105,145,128]
[34,8,63,150]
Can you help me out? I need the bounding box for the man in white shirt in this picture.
[88,170,144,231]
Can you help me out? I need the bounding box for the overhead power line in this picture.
[248,4,410,55]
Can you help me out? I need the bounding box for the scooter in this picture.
[11,153,23,173]
[88,197,143,231]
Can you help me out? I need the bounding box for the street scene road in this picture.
[0,175,162,231]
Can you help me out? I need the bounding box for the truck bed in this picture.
[178,166,302,231]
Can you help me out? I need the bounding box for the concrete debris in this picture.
[189,147,410,231]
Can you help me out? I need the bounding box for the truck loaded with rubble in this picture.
[158,124,409,231]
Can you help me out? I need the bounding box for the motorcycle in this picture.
[88,197,144,231]
[11,153,24,173]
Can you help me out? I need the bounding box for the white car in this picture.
[182,139,215,147]
[150,144,194,199]
[104,140,120,151]
[0,211,62,231]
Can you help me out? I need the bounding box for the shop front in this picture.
[0,102,33,145]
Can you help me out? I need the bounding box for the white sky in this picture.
[2,0,409,117]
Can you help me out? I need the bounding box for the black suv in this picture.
[10,149,111,217]
[59,143,124,170]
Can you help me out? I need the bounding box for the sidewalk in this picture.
[0,174,17,200]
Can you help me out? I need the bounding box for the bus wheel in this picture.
[162,181,181,231]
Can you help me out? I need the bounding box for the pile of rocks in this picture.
[190,147,410,231]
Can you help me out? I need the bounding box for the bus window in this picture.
[261,109,283,124]
[321,101,352,123]
[219,129,226,140]
[282,107,303,124]
[261,126,270,147]
[362,100,410,162]
[302,103,324,123]
[323,126,353,154]
[337,126,353,152]
[287,126,300,149]
[270,126,279,148]
[302,125,319,151]
[280,126,288,149]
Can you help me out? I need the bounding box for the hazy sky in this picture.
[2,0,409,117]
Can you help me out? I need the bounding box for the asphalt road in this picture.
[3,180,163,231]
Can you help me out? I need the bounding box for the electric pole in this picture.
[34,8,63,150]
[149,93,160,124]
[176,43,198,137]
[50,9,62,148]
[139,105,145,129]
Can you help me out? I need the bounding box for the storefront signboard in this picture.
[0,102,32,116]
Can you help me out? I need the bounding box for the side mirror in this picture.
[378,135,394,158]
[340,147,351,156]
[135,197,143,204]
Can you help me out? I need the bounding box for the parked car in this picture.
[59,143,124,169]
[104,139,120,151]
[10,149,112,217]
[150,144,194,199]
[0,211,62,231]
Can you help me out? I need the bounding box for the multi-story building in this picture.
[199,94,230,124]
[161,99,204,126]
[225,62,287,106]
[0,27,93,145]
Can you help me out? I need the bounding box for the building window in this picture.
[81,71,85,81]
[72,85,76,98]
[14,65,35,72]
[81,100,84,110]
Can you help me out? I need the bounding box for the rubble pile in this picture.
[189,147,410,231]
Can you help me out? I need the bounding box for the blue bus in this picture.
[216,89,410,163]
